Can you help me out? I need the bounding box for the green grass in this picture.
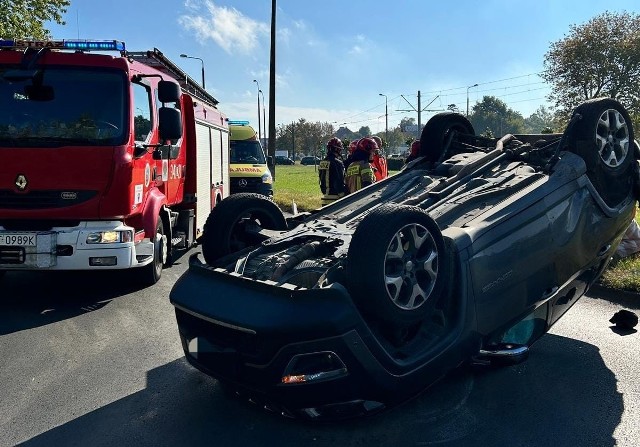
[272,163,399,213]
[599,212,640,292]
[272,164,323,212]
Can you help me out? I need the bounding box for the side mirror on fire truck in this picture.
[158,80,181,103]
[158,107,182,141]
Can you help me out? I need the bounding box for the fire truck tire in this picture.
[202,193,287,264]
[142,218,166,286]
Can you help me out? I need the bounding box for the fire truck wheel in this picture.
[142,218,167,286]
[202,193,287,264]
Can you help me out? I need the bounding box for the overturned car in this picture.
[170,98,639,420]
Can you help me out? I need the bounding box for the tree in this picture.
[0,0,70,39]
[469,96,525,136]
[357,126,371,137]
[542,11,640,128]
[524,106,557,133]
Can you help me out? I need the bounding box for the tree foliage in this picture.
[469,96,525,136]
[542,11,640,123]
[275,119,334,159]
[0,0,70,39]
[523,106,558,133]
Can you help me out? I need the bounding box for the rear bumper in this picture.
[170,255,473,419]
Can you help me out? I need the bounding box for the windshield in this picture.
[230,140,266,164]
[0,66,127,147]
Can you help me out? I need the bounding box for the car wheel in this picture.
[202,193,287,264]
[142,218,166,286]
[566,98,635,207]
[346,204,451,328]
[420,112,475,163]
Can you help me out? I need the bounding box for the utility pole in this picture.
[291,121,295,159]
[268,0,277,179]
[399,91,441,136]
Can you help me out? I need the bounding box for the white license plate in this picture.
[0,233,37,246]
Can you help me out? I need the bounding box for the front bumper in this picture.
[170,255,473,419]
[0,221,154,271]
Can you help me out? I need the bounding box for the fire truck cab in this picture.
[0,39,230,285]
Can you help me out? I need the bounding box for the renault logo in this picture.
[15,174,28,191]
[238,179,248,188]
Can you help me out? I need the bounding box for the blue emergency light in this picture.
[228,120,251,125]
[0,39,125,52]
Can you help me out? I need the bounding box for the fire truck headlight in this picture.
[86,230,133,244]
[261,171,273,184]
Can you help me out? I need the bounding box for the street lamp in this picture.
[253,79,262,144]
[259,89,266,149]
[379,93,388,148]
[466,83,478,117]
[180,54,205,89]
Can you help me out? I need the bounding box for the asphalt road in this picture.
[1,249,638,447]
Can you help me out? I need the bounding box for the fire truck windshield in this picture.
[0,67,126,147]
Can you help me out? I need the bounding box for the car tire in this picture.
[142,218,166,286]
[420,112,475,163]
[202,193,287,264]
[565,98,635,207]
[346,204,451,328]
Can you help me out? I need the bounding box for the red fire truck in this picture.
[0,39,230,285]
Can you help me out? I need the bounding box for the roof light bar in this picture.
[0,39,125,52]
[228,120,251,126]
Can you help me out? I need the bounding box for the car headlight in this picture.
[261,170,273,184]
[86,230,133,244]
[281,351,347,384]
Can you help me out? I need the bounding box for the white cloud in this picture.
[179,1,268,54]
[349,45,363,55]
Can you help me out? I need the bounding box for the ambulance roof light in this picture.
[228,120,250,126]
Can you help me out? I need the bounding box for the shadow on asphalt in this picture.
[589,284,640,310]
[20,333,621,447]
[0,254,186,336]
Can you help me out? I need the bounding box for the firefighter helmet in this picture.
[372,135,383,151]
[410,140,420,157]
[348,139,359,154]
[326,137,343,154]
[357,137,378,154]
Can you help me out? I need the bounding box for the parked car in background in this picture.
[300,156,320,165]
[170,98,639,421]
[275,156,295,165]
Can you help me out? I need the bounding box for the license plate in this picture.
[0,233,37,246]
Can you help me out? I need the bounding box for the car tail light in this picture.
[281,351,347,384]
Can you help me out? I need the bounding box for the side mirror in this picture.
[267,155,273,166]
[158,81,181,103]
[159,107,182,141]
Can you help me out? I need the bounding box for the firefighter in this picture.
[345,137,377,193]
[344,139,359,171]
[318,137,346,206]
[406,139,421,164]
[371,135,388,181]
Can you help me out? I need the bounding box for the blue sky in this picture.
[46,0,637,133]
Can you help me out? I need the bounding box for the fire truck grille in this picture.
[0,190,98,210]
[230,178,263,194]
